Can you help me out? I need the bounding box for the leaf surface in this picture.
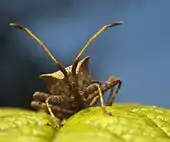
[55,103,170,142]
[0,108,57,142]
[1,103,170,142]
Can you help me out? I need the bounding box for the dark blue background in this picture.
[0,1,170,109]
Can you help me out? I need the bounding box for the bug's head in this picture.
[9,22,123,80]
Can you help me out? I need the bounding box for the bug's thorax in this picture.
[39,56,93,99]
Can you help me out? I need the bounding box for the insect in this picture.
[9,21,123,126]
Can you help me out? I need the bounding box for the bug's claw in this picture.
[101,107,113,116]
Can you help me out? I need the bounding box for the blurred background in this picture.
[0,0,170,109]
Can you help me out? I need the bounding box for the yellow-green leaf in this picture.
[55,103,170,142]
[0,108,57,142]
[1,103,170,142]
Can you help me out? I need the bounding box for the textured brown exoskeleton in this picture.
[9,21,123,127]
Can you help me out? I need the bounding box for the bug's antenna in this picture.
[9,23,68,78]
[72,21,123,74]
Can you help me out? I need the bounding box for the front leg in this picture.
[83,80,101,103]
[33,91,66,104]
[86,76,122,106]
[33,91,49,102]
[83,81,112,115]
[31,92,73,115]
[31,100,74,115]
[31,91,73,128]
[31,98,74,128]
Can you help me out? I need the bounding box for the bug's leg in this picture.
[33,91,49,102]
[85,82,111,115]
[89,95,99,106]
[31,92,69,128]
[45,97,61,128]
[31,100,74,128]
[33,91,67,105]
[106,87,115,106]
[31,101,74,114]
[84,80,105,106]
[86,76,122,106]
[105,76,122,106]
[82,80,101,101]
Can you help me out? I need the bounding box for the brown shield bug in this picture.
[9,21,123,127]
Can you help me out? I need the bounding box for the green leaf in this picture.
[55,103,170,142]
[1,104,170,142]
[0,108,57,142]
